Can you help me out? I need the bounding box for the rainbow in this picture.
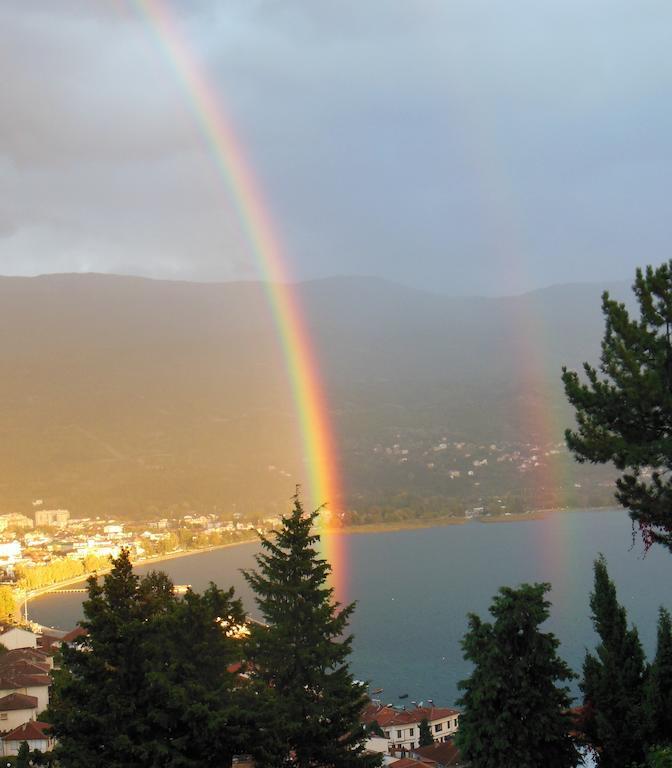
[130,0,347,601]
[451,102,572,517]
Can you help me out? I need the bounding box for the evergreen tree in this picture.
[644,608,672,747]
[456,582,578,768]
[562,261,672,551]
[16,741,30,768]
[50,549,258,767]
[581,556,647,768]
[243,494,380,768]
[648,747,672,767]
[418,717,434,747]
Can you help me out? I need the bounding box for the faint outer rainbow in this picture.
[448,89,572,581]
[131,0,347,600]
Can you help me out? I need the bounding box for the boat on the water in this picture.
[371,687,384,695]
[399,693,409,699]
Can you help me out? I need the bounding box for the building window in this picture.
[453,718,458,728]
[435,723,443,732]
[409,728,414,736]
[410,742,415,750]
[397,730,402,738]
[384,731,390,739]
[0,713,6,721]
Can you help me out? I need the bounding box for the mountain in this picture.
[0,274,628,520]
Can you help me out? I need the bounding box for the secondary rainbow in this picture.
[130,0,347,600]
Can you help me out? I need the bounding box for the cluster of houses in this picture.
[0,620,467,765]
[0,622,82,757]
[361,702,465,767]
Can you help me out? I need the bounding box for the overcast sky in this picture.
[1,1,671,295]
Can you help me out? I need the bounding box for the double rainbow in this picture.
[132,0,347,601]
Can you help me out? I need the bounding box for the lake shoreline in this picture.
[28,506,618,608]
[27,507,659,706]
[26,538,259,602]
[326,504,617,535]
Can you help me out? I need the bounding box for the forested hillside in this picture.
[0,274,623,519]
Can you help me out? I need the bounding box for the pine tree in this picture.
[648,747,672,767]
[418,717,434,747]
[562,261,672,551]
[456,582,578,768]
[50,549,258,767]
[644,608,672,747]
[581,556,647,767]
[16,740,30,768]
[243,494,380,768]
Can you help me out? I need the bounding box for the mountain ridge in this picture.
[0,273,621,519]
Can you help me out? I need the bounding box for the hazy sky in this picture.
[2,1,671,295]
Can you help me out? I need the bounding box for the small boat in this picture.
[371,687,384,695]
[399,693,409,699]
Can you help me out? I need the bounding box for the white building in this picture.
[0,514,33,531]
[0,692,38,731]
[362,703,460,753]
[0,541,22,565]
[2,721,54,756]
[0,675,50,713]
[0,626,38,651]
[35,508,70,528]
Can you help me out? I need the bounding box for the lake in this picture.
[28,509,671,707]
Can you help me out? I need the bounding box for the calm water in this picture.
[29,510,671,706]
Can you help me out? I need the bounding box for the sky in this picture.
[1,0,671,296]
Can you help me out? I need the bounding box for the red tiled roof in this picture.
[0,648,47,662]
[0,673,51,690]
[414,706,460,721]
[414,740,463,766]
[361,703,459,729]
[3,720,51,742]
[61,627,87,644]
[391,759,436,768]
[0,692,38,711]
[0,660,50,676]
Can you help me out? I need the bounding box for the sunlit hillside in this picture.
[0,273,623,520]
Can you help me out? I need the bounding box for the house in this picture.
[364,734,390,755]
[390,758,437,768]
[0,692,38,731]
[410,740,466,767]
[0,648,53,672]
[0,625,38,651]
[361,703,460,753]
[60,626,87,646]
[2,721,54,756]
[0,673,51,712]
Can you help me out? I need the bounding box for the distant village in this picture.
[0,501,282,612]
[340,433,618,526]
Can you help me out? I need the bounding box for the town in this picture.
[0,504,281,621]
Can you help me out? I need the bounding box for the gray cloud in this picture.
[1,1,671,293]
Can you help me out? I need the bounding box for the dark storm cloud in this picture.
[1,1,671,293]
